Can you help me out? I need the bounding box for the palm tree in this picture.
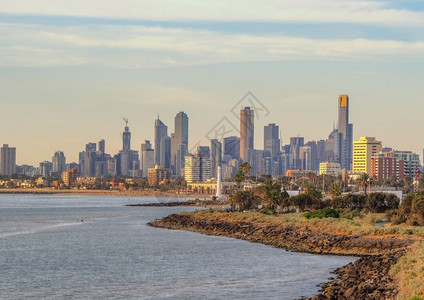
[357,173,371,195]
[329,182,342,200]
[239,162,252,180]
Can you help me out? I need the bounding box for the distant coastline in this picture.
[0,188,209,198]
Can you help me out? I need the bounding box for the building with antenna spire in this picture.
[118,118,139,177]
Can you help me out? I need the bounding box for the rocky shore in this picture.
[126,199,227,207]
[148,213,414,300]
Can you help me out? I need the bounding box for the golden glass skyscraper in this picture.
[337,94,353,171]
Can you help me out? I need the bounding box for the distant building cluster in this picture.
[1,94,422,187]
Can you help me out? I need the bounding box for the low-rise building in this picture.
[319,161,342,176]
[148,165,170,186]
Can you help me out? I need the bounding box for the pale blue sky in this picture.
[1,0,424,165]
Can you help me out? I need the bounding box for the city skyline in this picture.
[1,1,424,165]
[1,92,423,167]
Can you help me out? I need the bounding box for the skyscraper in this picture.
[289,137,304,169]
[159,136,171,169]
[98,139,105,154]
[154,117,168,165]
[240,107,254,162]
[39,161,52,177]
[337,94,354,170]
[52,151,66,174]
[223,136,240,161]
[211,139,222,178]
[0,144,16,176]
[141,140,155,177]
[171,111,188,176]
[118,120,139,176]
[122,118,131,151]
[264,123,280,158]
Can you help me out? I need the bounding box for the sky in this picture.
[1,0,424,165]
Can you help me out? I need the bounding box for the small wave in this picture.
[0,222,82,238]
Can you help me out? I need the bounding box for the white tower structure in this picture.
[215,166,225,200]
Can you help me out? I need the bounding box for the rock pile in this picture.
[149,213,413,300]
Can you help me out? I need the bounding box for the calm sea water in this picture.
[0,194,355,300]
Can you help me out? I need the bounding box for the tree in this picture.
[357,173,371,195]
[303,184,323,200]
[256,180,287,210]
[235,170,245,190]
[329,183,342,200]
[230,190,260,211]
[239,162,252,181]
[365,192,400,213]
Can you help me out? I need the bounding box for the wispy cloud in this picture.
[1,0,424,27]
[1,22,424,68]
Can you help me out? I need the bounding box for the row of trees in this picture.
[229,179,400,214]
[390,192,424,226]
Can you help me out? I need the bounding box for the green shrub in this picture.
[304,207,340,219]
[259,207,276,215]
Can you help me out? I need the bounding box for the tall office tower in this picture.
[84,151,96,177]
[141,140,155,178]
[122,118,131,151]
[154,117,168,165]
[240,107,254,162]
[39,161,52,177]
[52,151,66,174]
[98,139,105,154]
[337,95,354,170]
[306,141,318,171]
[0,144,16,176]
[223,136,240,161]
[211,139,222,178]
[83,142,97,176]
[248,149,264,175]
[316,140,326,165]
[299,146,312,171]
[289,137,304,169]
[86,143,96,152]
[175,144,187,178]
[159,136,171,169]
[353,137,382,174]
[78,151,85,175]
[118,121,139,176]
[196,146,210,158]
[264,123,280,158]
[171,112,189,176]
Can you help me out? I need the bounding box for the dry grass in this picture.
[182,209,424,299]
[184,210,424,238]
[390,241,424,300]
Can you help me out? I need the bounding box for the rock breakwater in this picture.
[148,213,413,300]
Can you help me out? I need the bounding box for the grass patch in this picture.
[390,241,424,300]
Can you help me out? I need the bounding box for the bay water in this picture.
[0,194,355,299]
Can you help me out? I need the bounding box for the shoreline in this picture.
[0,188,209,198]
[148,211,415,300]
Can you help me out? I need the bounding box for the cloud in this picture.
[1,0,424,27]
[1,22,424,68]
